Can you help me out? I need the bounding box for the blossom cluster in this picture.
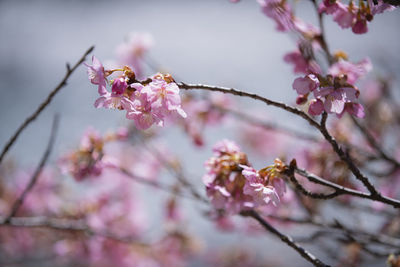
[320,0,396,34]
[85,56,186,130]
[58,128,115,181]
[203,139,286,214]
[292,58,372,117]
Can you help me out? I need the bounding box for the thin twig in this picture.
[178,83,320,129]
[311,0,333,64]
[293,165,400,208]
[241,210,330,267]
[0,216,146,245]
[5,115,59,223]
[217,106,321,142]
[118,167,202,202]
[351,116,400,167]
[133,133,208,203]
[0,46,94,164]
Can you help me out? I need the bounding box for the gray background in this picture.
[0,0,399,265]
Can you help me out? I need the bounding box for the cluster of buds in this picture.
[85,56,186,130]
[320,0,395,34]
[203,140,286,214]
[58,128,126,181]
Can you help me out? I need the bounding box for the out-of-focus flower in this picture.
[328,58,372,85]
[320,0,396,34]
[58,128,116,181]
[180,92,232,146]
[116,32,154,78]
[257,0,294,32]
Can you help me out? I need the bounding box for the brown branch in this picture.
[132,133,208,203]
[216,106,321,142]
[0,216,146,245]
[293,165,400,208]
[118,167,204,202]
[0,46,94,164]
[351,116,400,167]
[288,171,341,199]
[177,83,320,129]
[318,122,380,196]
[4,115,59,223]
[311,0,333,64]
[241,210,331,267]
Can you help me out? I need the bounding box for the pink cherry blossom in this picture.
[292,74,320,95]
[94,77,133,110]
[126,88,164,130]
[328,58,372,85]
[314,85,358,114]
[145,78,187,119]
[84,56,108,95]
[116,32,154,78]
[308,98,324,116]
[241,165,280,207]
[257,0,294,32]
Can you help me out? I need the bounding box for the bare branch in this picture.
[0,216,146,245]
[241,210,331,267]
[351,116,400,167]
[0,46,94,164]
[5,115,59,223]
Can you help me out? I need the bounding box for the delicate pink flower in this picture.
[145,79,187,119]
[126,89,164,130]
[284,49,322,75]
[339,102,365,118]
[241,165,281,207]
[352,16,368,34]
[292,74,320,95]
[331,1,356,29]
[308,98,324,116]
[94,77,133,110]
[212,139,241,155]
[328,58,372,85]
[314,86,358,114]
[116,32,154,78]
[257,0,294,32]
[84,56,108,95]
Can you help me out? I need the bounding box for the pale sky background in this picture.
[0,0,399,265]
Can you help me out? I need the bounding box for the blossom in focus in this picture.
[241,165,281,207]
[292,58,368,117]
[203,140,286,213]
[146,75,187,119]
[94,77,133,110]
[84,56,108,95]
[85,56,187,130]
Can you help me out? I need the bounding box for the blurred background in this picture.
[0,0,399,266]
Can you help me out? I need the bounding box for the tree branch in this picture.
[241,210,331,267]
[4,115,59,223]
[0,46,94,164]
